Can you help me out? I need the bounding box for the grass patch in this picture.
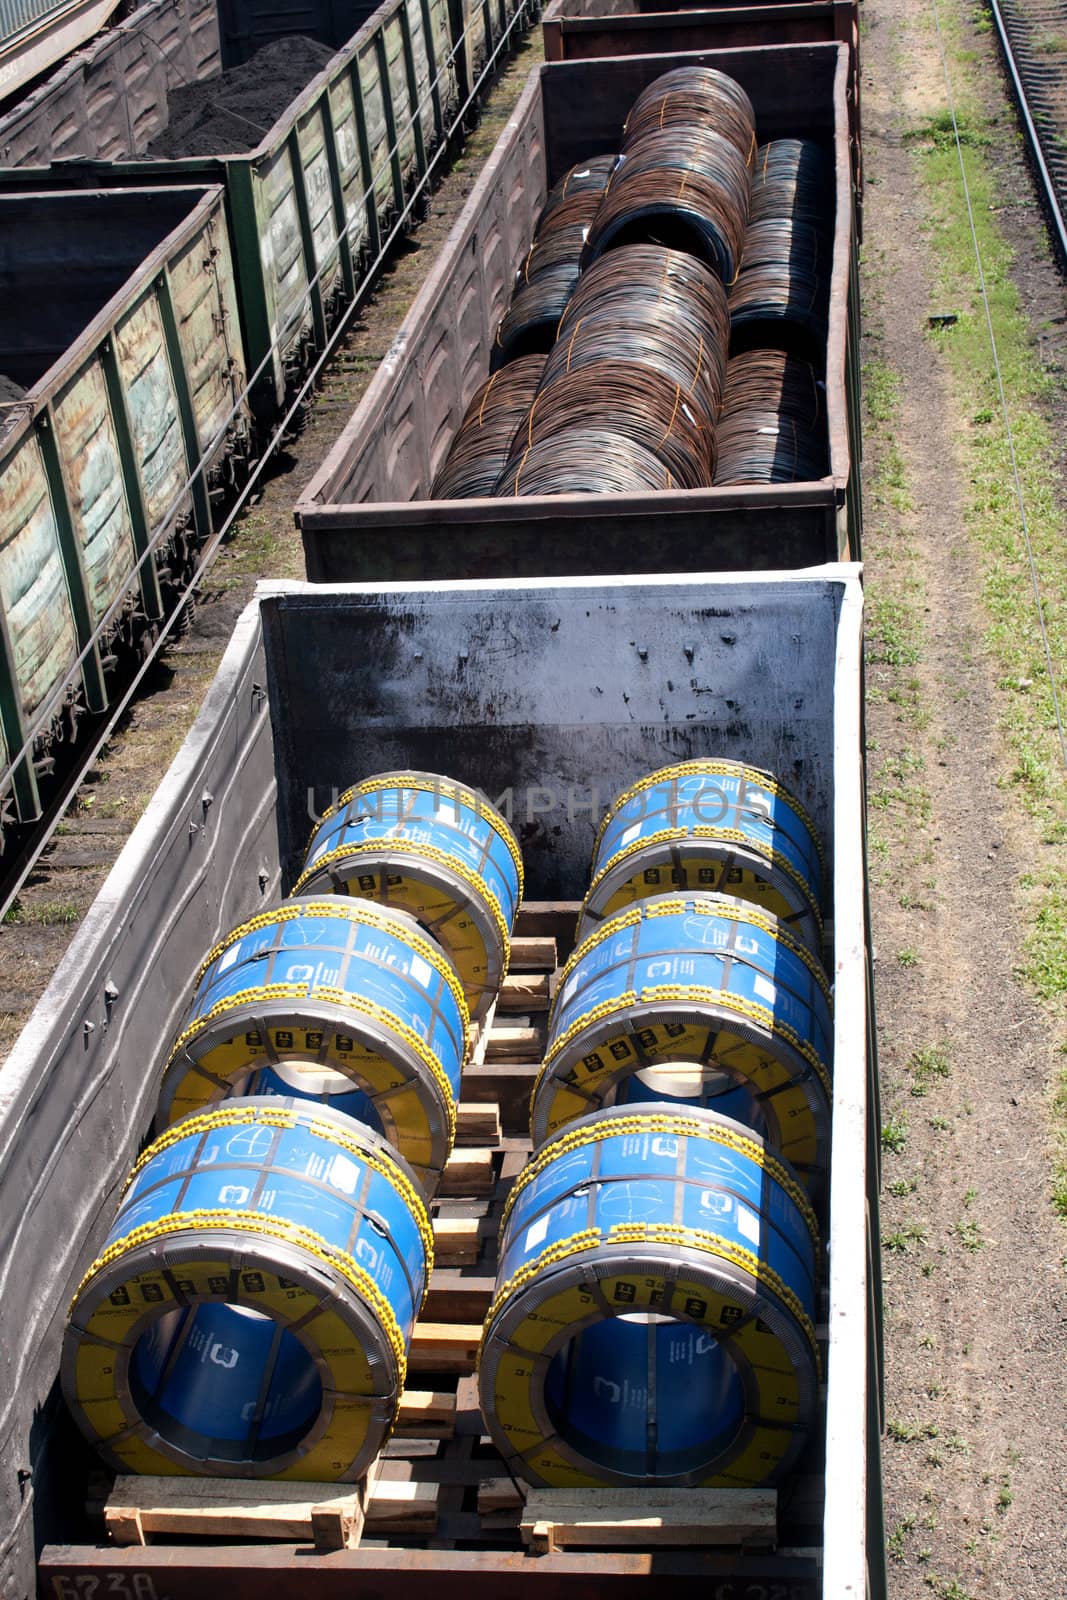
[909,1044,952,1095]
[951,1216,985,1251]
[883,1220,929,1253]
[882,1110,909,1153]
[2,900,81,927]
[909,1,1067,1229]
[887,1418,939,1443]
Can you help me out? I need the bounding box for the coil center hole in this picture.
[129,1302,323,1464]
[544,1311,745,1479]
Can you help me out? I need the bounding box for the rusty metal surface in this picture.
[0,431,78,716]
[39,1543,823,1597]
[0,609,276,1600]
[52,359,137,626]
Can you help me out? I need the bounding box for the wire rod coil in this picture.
[432,355,546,498]
[493,159,616,363]
[505,360,716,489]
[721,348,825,429]
[158,897,468,1195]
[622,67,756,165]
[537,153,618,230]
[749,138,835,234]
[714,351,827,483]
[581,756,825,952]
[494,266,581,365]
[63,1099,432,1481]
[493,427,677,495]
[531,894,832,1184]
[547,244,730,427]
[729,217,831,348]
[584,125,752,283]
[295,770,523,1021]
[713,409,828,485]
[478,1102,820,1488]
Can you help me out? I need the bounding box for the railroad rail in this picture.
[988,0,1067,262]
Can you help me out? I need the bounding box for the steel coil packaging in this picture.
[62,1100,432,1480]
[294,770,523,1020]
[581,757,825,952]
[531,895,832,1184]
[478,1104,820,1488]
[158,898,469,1194]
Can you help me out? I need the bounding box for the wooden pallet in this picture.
[54,904,826,1598]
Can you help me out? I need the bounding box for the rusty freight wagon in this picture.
[295,45,863,583]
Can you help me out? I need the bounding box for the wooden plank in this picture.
[408,1321,482,1373]
[440,1146,495,1195]
[42,1544,824,1595]
[104,1477,367,1548]
[431,1214,481,1265]
[469,998,497,1067]
[478,1477,525,1515]
[513,901,580,948]
[396,1388,457,1438]
[508,935,557,971]
[102,1467,435,1548]
[366,1480,439,1534]
[498,971,550,1012]
[520,1488,778,1553]
[424,1274,494,1322]
[454,1101,501,1144]
[485,1025,541,1061]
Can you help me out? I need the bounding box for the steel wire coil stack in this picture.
[716,139,834,484]
[157,897,469,1195]
[63,1100,432,1481]
[496,245,729,494]
[431,356,546,498]
[494,156,616,364]
[479,1104,821,1488]
[584,68,756,282]
[295,770,524,1021]
[714,350,828,484]
[530,893,833,1184]
[621,66,758,160]
[494,429,678,494]
[581,757,825,953]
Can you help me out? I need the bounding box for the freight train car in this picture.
[0,568,883,1600]
[0,183,248,830]
[0,0,222,164]
[296,45,863,581]
[541,0,861,199]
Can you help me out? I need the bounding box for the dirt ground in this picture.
[861,0,1067,1595]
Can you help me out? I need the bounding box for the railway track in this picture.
[988,0,1067,260]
